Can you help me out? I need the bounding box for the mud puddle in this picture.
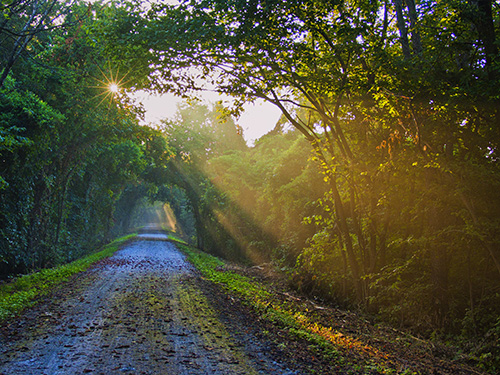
[0,239,299,375]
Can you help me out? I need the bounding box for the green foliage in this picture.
[0,233,136,322]
[471,317,500,372]
[198,129,326,265]
[155,102,251,259]
[0,2,169,276]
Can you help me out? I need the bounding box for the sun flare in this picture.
[108,83,119,93]
[90,63,129,107]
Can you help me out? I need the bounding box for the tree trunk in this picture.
[474,0,498,77]
[406,0,422,55]
[313,146,363,300]
[393,0,411,59]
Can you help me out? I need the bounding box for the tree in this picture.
[0,0,166,275]
[158,102,247,256]
[94,0,500,350]
[0,0,78,88]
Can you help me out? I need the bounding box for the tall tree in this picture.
[159,102,247,255]
[102,0,500,300]
[0,0,166,275]
[0,0,77,88]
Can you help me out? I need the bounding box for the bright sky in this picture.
[132,91,282,145]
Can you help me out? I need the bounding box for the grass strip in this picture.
[179,243,402,374]
[179,246,341,356]
[0,233,136,322]
[165,232,188,245]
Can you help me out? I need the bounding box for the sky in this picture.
[102,0,283,145]
[132,91,283,146]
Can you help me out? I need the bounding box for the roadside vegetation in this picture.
[180,242,483,374]
[180,243,363,371]
[0,233,136,322]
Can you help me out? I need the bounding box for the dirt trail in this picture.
[0,234,299,375]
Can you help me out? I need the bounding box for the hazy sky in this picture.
[107,0,283,145]
[133,91,282,145]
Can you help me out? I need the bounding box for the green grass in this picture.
[165,231,188,245]
[179,244,271,301]
[178,243,406,374]
[0,233,136,322]
[178,245,343,353]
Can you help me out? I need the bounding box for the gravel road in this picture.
[0,234,300,375]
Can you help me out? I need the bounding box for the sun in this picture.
[108,83,120,94]
[91,63,129,107]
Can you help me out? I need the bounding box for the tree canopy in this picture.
[1,0,500,371]
[0,0,168,274]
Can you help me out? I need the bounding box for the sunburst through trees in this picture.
[92,64,128,107]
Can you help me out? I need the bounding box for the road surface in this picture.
[0,233,299,375]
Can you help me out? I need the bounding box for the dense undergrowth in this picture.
[0,233,136,323]
[2,0,500,371]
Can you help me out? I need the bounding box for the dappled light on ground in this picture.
[293,312,390,361]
